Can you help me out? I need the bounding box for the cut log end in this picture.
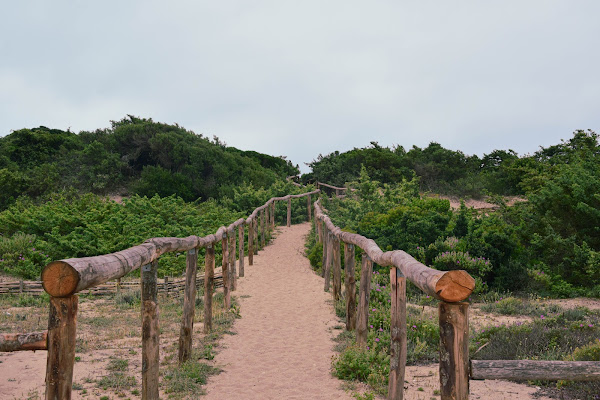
[41,261,79,298]
[435,270,475,302]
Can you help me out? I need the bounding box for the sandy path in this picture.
[203,223,353,400]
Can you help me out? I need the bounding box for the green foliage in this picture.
[0,116,299,209]
[0,193,242,278]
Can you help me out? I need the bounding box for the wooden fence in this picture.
[0,274,224,297]
[314,198,600,399]
[1,188,318,400]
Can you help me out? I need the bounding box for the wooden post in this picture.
[229,232,236,291]
[204,245,214,334]
[45,295,78,400]
[287,198,291,227]
[238,224,245,277]
[222,234,231,309]
[248,219,254,266]
[164,276,169,295]
[321,224,328,278]
[307,194,312,221]
[356,254,373,348]
[439,302,469,400]
[19,279,23,293]
[141,260,159,400]
[178,248,198,363]
[271,202,276,228]
[116,278,121,294]
[332,235,341,301]
[388,267,407,400]
[254,218,259,255]
[344,243,356,331]
[324,232,333,292]
[317,217,323,244]
[261,208,266,248]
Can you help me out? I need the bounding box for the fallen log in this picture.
[0,331,47,352]
[471,360,600,381]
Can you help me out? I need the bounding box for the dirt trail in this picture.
[203,223,353,400]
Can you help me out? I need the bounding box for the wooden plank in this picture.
[388,267,407,400]
[0,331,47,352]
[471,360,600,381]
[178,248,198,363]
[45,295,78,400]
[344,243,356,331]
[356,254,373,349]
[141,261,159,400]
[439,302,469,400]
[204,245,215,334]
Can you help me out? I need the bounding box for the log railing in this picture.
[24,188,318,400]
[315,198,475,400]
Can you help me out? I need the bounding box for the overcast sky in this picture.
[1,1,599,173]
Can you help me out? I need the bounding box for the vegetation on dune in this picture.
[0,115,298,209]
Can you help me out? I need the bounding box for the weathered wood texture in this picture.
[261,208,266,248]
[178,249,198,363]
[332,235,341,301]
[203,245,215,334]
[222,235,231,309]
[321,222,328,278]
[229,230,236,291]
[253,217,259,255]
[439,302,469,400]
[45,295,78,400]
[0,331,47,352]
[344,243,356,331]
[238,224,245,277]
[388,267,407,400]
[324,232,333,292]
[141,261,159,400]
[287,198,292,227]
[470,360,600,381]
[356,254,373,348]
[314,200,475,302]
[248,219,254,266]
[307,194,312,221]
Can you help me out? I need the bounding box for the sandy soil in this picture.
[426,194,527,211]
[203,223,354,400]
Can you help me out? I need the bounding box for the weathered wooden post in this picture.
[307,194,312,221]
[321,223,328,278]
[317,217,323,244]
[344,243,356,331]
[388,267,407,400]
[178,248,198,363]
[324,232,333,292]
[248,219,254,266]
[238,224,245,277]
[261,208,266,248]
[222,233,231,309]
[229,230,236,291]
[253,218,259,255]
[356,254,373,348]
[439,302,469,400]
[45,295,78,400]
[141,260,159,400]
[332,235,341,301]
[19,279,23,293]
[116,277,121,294]
[287,198,291,227]
[204,245,215,334]
[164,276,169,295]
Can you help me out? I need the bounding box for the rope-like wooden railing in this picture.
[314,198,474,400]
[5,188,319,400]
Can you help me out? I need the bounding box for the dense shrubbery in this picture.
[0,193,243,279]
[0,116,298,209]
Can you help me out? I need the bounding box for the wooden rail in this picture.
[314,198,474,400]
[35,187,318,400]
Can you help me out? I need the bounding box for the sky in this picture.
[1,1,599,173]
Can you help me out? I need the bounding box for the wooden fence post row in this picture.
[37,189,321,399]
[313,198,475,400]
